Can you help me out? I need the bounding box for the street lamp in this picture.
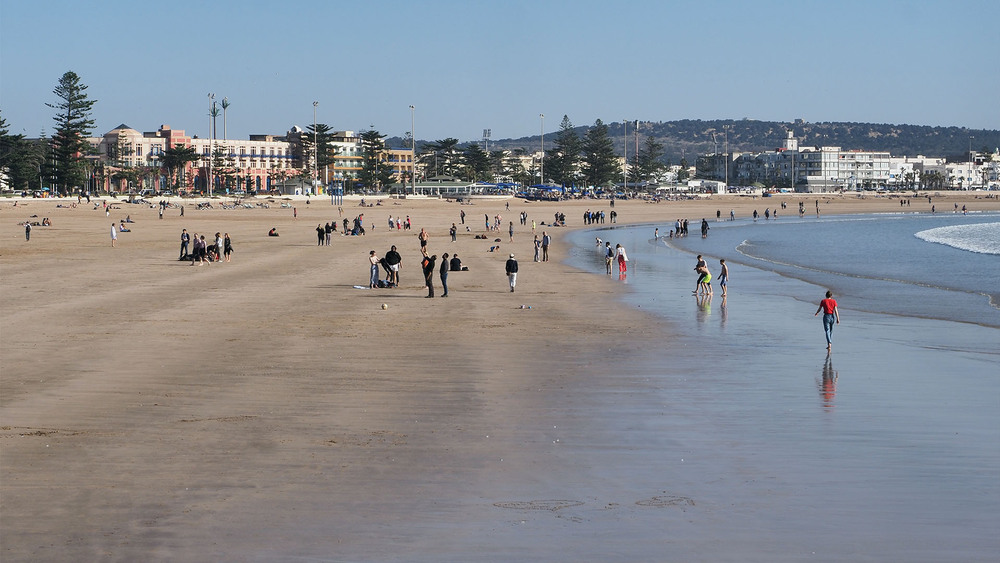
[208,92,214,196]
[539,113,544,185]
[723,124,731,189]
[969,135,975,188]
[623,119,628,192]
[313,101,319,195]
[410,105,415,194]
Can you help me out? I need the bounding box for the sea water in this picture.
[562,211,999,560]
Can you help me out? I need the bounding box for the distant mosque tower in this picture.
[783,130,798,151]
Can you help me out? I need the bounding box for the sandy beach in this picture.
[2,191,998,561]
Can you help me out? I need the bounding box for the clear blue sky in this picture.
[2,0,997,144]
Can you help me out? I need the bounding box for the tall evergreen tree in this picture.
[358,129,395,190]
[302,123,338,171]
[545,115,582,187]
[45,71,97,195]
[211,144,238,191]
[581,119,618,188]
[633,135,666,184]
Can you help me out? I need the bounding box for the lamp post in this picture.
[723,124,731,189]
[539,113,544,185]
[969,135,975,189]
[623,119,628,192]
[208,92,214,196]
[410,105,415,194]
[313,101,319,195]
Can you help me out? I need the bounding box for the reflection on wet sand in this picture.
[695,294,712,321]
[818,353,838,409]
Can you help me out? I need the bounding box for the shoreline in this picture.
[2,194,999,560]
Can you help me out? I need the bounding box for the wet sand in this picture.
[2,192,998,561]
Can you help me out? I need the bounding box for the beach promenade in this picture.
[2,192,998,561]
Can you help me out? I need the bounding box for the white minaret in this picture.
[784,129,798,151]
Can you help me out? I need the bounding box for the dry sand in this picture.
[1,191,997,560]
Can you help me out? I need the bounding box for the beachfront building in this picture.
[887,155,947,190]
[702,131,892,192]
[90,125,414,196]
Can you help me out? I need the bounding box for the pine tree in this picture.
[581,119,618,188]
[546,115,582,187]
[634,135,666,184]
[358,130,395,190]
[45,71,97,195]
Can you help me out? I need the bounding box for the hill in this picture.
[393,119,999,165]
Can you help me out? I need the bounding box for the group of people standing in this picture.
[180,229,232,265]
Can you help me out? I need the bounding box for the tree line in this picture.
[6,71,994,194]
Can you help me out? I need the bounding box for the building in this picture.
[90,124,413,196]
[704,131,892,192]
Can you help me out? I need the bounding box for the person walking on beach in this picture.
[439,252,450,297]
[541,231,550,262]
[418,227,429,256]
[422,254,436,297]
[616,243,629,274]
[450,223,457,242]
[508,221,514,242]
[180,229,190,259]
[605,242,614,274]
[369,250,380,289]
[505,253,518,292]
[24,222,31,241]
[814,290,841,351]
[110,223,117,247]
[719,259,729,296]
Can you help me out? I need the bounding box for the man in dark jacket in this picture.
[505,253,518,292]
[422,254,437,298]
[385,245,402,286]
[440,253,450,297]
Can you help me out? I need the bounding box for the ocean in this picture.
[562,211,999,560]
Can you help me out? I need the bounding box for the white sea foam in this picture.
[914,222,1000,255]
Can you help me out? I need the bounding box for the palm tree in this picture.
[421,138,461,178]
[160,145,199,192]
